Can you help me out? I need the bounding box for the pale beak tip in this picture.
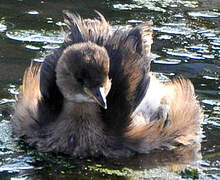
[85,87,108,109]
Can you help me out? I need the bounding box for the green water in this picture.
[0,0,219,179]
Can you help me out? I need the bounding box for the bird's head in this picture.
[56,42,111,109]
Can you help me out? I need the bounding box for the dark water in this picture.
[0,0,219,179]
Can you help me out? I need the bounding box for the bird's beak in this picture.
[84,87,107,109]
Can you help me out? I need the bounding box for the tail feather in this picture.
[126,77,203,153]
[12,61,42,139]
[165,78,203,145]
[22,62,42,101]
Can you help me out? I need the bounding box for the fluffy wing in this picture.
[103,23,153,135]
[108,22,153,108]
[63,11,112,46]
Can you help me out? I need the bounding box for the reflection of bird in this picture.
[12,12,203,158]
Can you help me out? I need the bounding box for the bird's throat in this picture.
[62,100,103,130]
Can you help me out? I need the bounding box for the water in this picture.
[0,0,219,179]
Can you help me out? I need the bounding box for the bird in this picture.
[11,11,203,158]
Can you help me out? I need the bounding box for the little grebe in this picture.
[12,12,203,158]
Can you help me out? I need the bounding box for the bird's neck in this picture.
[68,101,100,119]
[62,100,104,134]
[46,100,106,156]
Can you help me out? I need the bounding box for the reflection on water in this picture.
[0,0,219,179]
[0,118,201,179]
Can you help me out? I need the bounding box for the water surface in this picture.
[0,0,219,179]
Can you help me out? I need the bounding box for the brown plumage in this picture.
[11,12,203,158]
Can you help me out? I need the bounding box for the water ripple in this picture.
[134,0,198,10]
[8,84,19,96]
[25,44,41,50]
[153,59,181,65]
[188,11,220,18]
[203,76,219,81]
[0,24,7,32]
[211,41,220,47]
[153,25,195,35]
[0,157,34,173]
[6,30,64,44]
[164,48,205,60]
[157,35,172,40]
[188,44,209,51]
[0,121,16,153]
[113,0,199,12]
[42,44,61,50]
[113,4,142,10]
[0,99,15,105]
[127,19,143,24]
[26,10,39,15]
[202,99,220,106]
